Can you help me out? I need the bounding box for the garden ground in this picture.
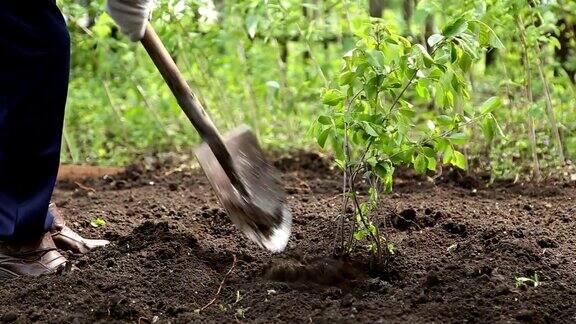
[1,152,576,323]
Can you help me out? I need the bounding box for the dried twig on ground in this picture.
[75,182,96,193]
[201,254,238,311]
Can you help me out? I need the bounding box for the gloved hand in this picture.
[106,0,154,42]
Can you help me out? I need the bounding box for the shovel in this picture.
[140,23,292,252]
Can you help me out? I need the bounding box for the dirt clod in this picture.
[392,208,417,231]
[424,272,441,287]
[537,238,559,248]
[265,258,357,286]
[442,220,467,237]
[1,312,17,323]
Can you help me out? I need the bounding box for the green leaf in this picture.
[473,20,504,49]
[322,89,345,106]
[365,75,383,100]
[350,16,370,37]
[427,156,437,171]
[458,33,479,59]
[414,154,428,174]
[458,52,472,72]
[442,17,468,38]
[318,115,332,125]
[367,50,385,70]
[331,133,345,160]
[451,150,467,170]
[422,147,436,157]
[339,71,355,85]
[355,62,371,75]
[482,116,495,141]
[354,228,368,241]
[479,96,501,114]
[395,147,415,164]
[415,44,434,68]
[435,53,450,65]
[489,32,504,50]
[437,115,453,126]
[427,34,444,48]
[488,113,505,137]
[399,108,416,118]
[366,156,378,167]
[385,37,399,45]
[90,217,107,228]
[374,162,392,180]
[415,81,430,99]
[443,89,454,107]
[450,43,458,63]
[449,132,468,145]
[435,138,449,152]
[443,144,454,164]
[494,119,505,137]
[451,74,462,93]
[317,128,331,148]
[362,122,379,137]
[548,37,561,50]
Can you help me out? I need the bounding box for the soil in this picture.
[2,151,576,323]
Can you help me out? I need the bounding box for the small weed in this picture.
[387,243,397,255]
[447,243,458,252]
[235,307,250,319]
[90,217,107,228]
[515,273,540,288]
[208,290,248,318]
[234,290,243,304]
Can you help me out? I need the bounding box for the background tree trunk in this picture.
[403,0,413,36]
[369,0,385,18]
[555,18,576,82]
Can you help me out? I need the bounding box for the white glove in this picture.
[106,0,154,42]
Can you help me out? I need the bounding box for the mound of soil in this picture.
[2,152,576,323]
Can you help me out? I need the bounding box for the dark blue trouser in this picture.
[0,1,70,242]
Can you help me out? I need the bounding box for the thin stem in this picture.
[518,15,564,165]
[338,113,349,256]
[130,77,170,135]
[338,89,363,256]
[515,18,542,182]
[62,123,79,164]
[350,172,382,263]
[535,43,565,163]
[389,71,417,113]
[237,42,261,138]
[102,79,129,142]
[388,44,441,114]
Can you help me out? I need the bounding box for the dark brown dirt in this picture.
[2,151,576,323]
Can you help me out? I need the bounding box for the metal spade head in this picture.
[194,125,292,252]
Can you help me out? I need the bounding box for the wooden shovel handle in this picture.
[140,23,247,196]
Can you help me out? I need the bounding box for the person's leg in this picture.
[0,1,70,243]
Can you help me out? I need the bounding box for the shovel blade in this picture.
[194,125,292,252]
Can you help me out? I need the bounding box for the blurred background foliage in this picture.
[57,0,575,181]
